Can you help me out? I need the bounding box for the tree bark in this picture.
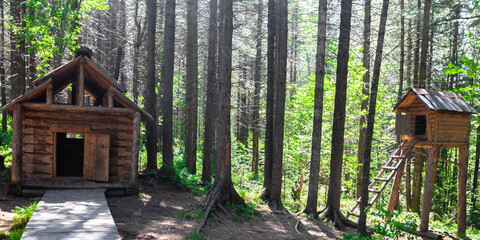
[198,0,245,232]
[398,0,405,101]
[412,0,421,87]
[304,0,327,218]
[1,0,6,132]
[268,0,288,210]
[356,0,371,200]
[145,0,158,171]
[202,0,218,184]
[406,20,413,87]
[185,0,199,174]
[262,0,275,198]
[160,0,176,176]
[133,0,147,104]
[358,0,390,235]
[252,0,263,176]
[321,0,353,228]
[412,151,424,212]
[10,0,26,99]
[473,126,480,208]
[418,0,431,88]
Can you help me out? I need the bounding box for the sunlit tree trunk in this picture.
[159,0,175,176]
[356,0,371,199]
[202,0,218,184]
[145,0,158,171]
[10,0,25,99]
[304,0,327,218]
[358,0,390,235]
[185,0,199,174]
[251,0,263,176]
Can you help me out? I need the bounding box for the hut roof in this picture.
[394,87,477,114]
[3,54,153,122]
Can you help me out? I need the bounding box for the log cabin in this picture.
[3,48,153,196]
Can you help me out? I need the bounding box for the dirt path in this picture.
[107,178,350,239]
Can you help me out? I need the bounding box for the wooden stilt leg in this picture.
[419,146,438,232]
[387,160,405,213]
[457,145,468,235]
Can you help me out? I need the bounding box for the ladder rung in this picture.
[368,188,382,193]
[391,155,404,158]
[382,166,397,170]
[374,177,389,182]
[355,199,373,206]
[348,211,359,218]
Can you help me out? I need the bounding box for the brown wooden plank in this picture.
[33,163,53,175]
[11,104,23,183]
[50,124,91,133]
[129,112,141,185]
[458,145,468,235]
[84,133,110,182]
[77,56,85,106]
[24,111,132,124]
[23,102,135,115]
[46,83,53,104]
[24,135,54,145]
[24,127,52,135]
[419,146,439,232]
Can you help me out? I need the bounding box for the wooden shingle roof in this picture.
[394,87,477,114]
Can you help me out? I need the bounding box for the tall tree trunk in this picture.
[10,0,25,99]
[268,0,288,210]
[473,126,480,208]
[119,0,127,87]
[449,3,460,89]
[418,0,431,88]
[358,0,390,235]
[145,0,158,171]
[202,0,218,184]
[238,56,248,147]
[133,0,146,104]
[185,0,199,174]
[251,0,262,176]
[303,0,327,218]
[406,20,413,87]
[197,0,245,232]
[411,0,424,213]
[356,0,371,200]
[262,0,275,198]
[398,0,405,100]
[320,0,355,229]
[412,0,421,87]
[159,0,176,176]
[1,0,6,132]
[406,156,412,211]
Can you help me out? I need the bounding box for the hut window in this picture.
[66,133,84,139]
[414,115,426,135]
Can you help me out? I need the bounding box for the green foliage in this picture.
[469,204,480,229]
[171,159,205,194]
[230,203,260,220]
[370,202,417,240]
[12,199,40,230]
[340,232,373,240]
[185,231,205,240]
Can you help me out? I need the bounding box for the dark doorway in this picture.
[414,115,427,136]
[56,132,84,177]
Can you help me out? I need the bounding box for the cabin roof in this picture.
[394,87,477,114]
[3,54,153,122]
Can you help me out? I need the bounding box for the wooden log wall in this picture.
[434,112,471,143]
[21,103,134,183]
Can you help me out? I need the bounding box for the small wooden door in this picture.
[83,133,110,182]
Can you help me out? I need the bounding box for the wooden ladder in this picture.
[346,139,417,219]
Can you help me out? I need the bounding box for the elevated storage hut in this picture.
[394,88,475,235]
[347,87,475,236]
[3,48,153,195]
[394,87,475,146]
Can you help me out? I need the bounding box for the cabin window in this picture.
[414,115,426,135]
[66,133,84,139]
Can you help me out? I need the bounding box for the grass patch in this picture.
[185,231,205,240]
[0,199,40,240]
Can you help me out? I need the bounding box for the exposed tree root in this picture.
[295,220,301,234]
[196,181,245,233]
[319,206,357,230]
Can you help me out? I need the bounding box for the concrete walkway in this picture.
[22,189,120,240]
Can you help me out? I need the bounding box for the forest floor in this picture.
[0,174,459,240]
